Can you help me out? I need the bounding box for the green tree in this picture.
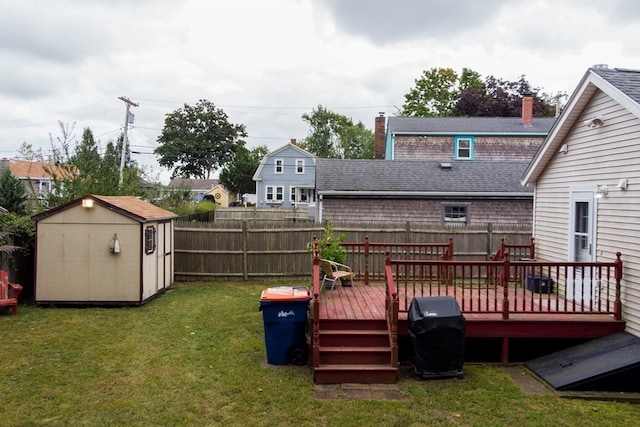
[219,144,268,196]
[44,123,144,207]
[0,170,27,215]
[299,105,374,159]
[399,67,460,117]
[155,100,247,179]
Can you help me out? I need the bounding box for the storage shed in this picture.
[33,195,177,305]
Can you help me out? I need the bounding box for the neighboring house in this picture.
[521,65,640,337]
[32,195,177,305]
[167,178,220,202]
[375,97,556,161]
[253,141,316,208]
[0,158,68,206]
[204,184,230,207]
[315,158,533,224]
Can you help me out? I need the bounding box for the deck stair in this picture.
[313,319,397,384]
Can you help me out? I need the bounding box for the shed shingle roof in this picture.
[316,159,532,195]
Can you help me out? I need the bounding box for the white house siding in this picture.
[532,90,640,336]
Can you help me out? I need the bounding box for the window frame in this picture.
[266,185,284,203]
[144,226,157,254]
[454,136,474,160]
[295,159,305,174]
[274,158,284,174]
[443,205,469,224]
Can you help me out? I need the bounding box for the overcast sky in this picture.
[1,0,639,183]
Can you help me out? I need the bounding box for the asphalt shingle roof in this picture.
[591,67,640,104]
[387,116,556,134]
[315,159,532,194]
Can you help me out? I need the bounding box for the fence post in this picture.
[242,221,248,281]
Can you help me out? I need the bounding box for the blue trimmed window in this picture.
[454,136,474,160]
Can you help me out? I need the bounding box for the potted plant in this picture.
[308,220,351,286]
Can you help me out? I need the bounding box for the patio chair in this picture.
[319,259,355,291]
[0,270,22,315]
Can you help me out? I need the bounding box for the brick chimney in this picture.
[290,138,297,146]
[374,112,385,159]
[522,96,533,126]
[0,157,10,174]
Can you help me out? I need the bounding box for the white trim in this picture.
[295,158,305,174]
[274,158,284,174]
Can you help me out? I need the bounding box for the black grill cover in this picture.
[408,296,465,379]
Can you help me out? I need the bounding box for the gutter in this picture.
[317,190,533,199]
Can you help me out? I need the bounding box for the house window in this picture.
[455,137,474,160]
[266,186,284,203]
[290,187,314,203]
[274,159,284,174]
[39,180,51,194]
[295,159,305,174]
[145,226,156,254]
[444,205,468,223]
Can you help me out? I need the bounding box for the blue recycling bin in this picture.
[259,287,311,365]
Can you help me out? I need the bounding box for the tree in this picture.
[219,144,268,196]
[155,100,247,179]
[399,67,460,117]
[453,74,554,117]
[299,105,374,159]
[44,123,144,207]
[0,170,27,215]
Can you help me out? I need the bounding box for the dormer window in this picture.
[455,136,474,160]
[274,159,284,174]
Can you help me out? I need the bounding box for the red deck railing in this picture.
[385,252,623,320]
[341,236,454,284]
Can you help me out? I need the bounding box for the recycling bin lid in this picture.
[260,286,310,302]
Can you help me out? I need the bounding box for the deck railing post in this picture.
[529,237,535,259]
[311,254,321,367]
[364,235,370,285]
[614,252,623,321]
[501,252,510,319]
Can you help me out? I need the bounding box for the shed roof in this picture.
[316,159,532,196]
[33,195,177,223]
[387,116,556,135]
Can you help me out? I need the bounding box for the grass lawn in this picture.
[1,281,638,426]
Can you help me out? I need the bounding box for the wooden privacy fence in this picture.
[174,220,532,281]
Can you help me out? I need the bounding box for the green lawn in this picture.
[1,281,638,426]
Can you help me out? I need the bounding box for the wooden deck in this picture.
[318,281,625,362]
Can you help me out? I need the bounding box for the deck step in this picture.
[318,346,392,365]
[314,364,398,384]
[319,329,389,347]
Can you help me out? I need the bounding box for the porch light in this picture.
[596,185,608,199]
[110,234,121,254]
[82,198,94,208]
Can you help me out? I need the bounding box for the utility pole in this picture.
[118,96,139,187]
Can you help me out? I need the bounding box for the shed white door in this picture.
[567,190,596,303]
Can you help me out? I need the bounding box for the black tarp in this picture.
[408,296,465,379]
[525,332,640,392]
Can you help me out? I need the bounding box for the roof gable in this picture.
[252,143,316,180]
[522,67,640,185]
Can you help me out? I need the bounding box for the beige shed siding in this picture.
[36,204,142,302]
[532,89,640,335]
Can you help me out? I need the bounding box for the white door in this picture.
[567,190,596,303]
